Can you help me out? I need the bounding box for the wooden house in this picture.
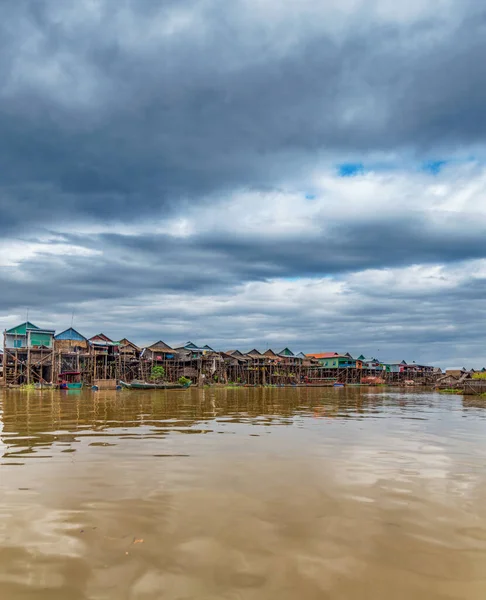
[90,333,113,343]
[263,349,281,363]
[4,322,55,350]
[245,349,267,364]
[224,350,249,363]
[89,333,119,356]
[174,342,214,359]
[277,348,303,365]
[144,340,176,362]
[118,338,141,359]
[436,369,469,388]
[403,362,435,375]
[54,328,89,353]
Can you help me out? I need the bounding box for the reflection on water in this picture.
[1,387,486,599]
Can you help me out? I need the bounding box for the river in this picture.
[1,387,485,599]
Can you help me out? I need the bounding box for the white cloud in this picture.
[0,239,101,267]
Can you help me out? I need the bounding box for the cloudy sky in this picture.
[1,0,486,367]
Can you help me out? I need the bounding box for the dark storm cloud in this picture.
[1,0,486,232]
[1,206,486,315]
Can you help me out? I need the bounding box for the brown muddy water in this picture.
[1,388,486,599]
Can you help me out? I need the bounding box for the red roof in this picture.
[305,352,340,359]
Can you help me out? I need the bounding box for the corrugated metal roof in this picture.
[148,340,173,351]
[55,327,87,341]
[90,333,113,343]
[6,322,40,335]
[225,350,247,358]
[305,352,339,359]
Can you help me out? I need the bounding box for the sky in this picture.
[1,0,486,368]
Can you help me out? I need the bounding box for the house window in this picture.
[333,361,336,366]
[14,339,23,348]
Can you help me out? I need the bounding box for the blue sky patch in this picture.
[338,163,364,177]
[422,160,448,175]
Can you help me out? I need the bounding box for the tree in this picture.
[150,365,166,381]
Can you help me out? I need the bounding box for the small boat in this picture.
[59,371,83,390]
[119,380,192,390]
[62,383,83,390]
[333,383,345,388]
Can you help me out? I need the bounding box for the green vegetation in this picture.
[19,383,36,390]
[178,376,192,386]
[438,388,462,394]
[472,372,486,380]
[150,365,166,381]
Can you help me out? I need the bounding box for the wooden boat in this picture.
[119,380,192,390]
[61,382,83,390]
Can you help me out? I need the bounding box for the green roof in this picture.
[6,321,39,335]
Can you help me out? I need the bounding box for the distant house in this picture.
[225,350,248,359]
[89,333,119,355]
[4,322,55,350]
[144,340,176,361]
[305,352,355,369]
[54,327,89,353]
[381,360,407,373]
[245,349,264,358]
[224,350,249,362]
[436,369,470,387]
[277,348,303,364]
[221,350,249,366]
[118,338,141,359]
[245,349,268,364]
[404,362,435,375]
[174,342,214,359]
[90,333,113,344]
[306,352,339,359]
[262,349,280,363]
[357,356,383,370]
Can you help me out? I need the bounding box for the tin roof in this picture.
[55,327,87,341]
[6,322,40,335]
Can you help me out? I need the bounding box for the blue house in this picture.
[54,328,89,353]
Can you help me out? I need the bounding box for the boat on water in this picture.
[333,383,345,388]
[59,371,83,390]
[119,380,192,390]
